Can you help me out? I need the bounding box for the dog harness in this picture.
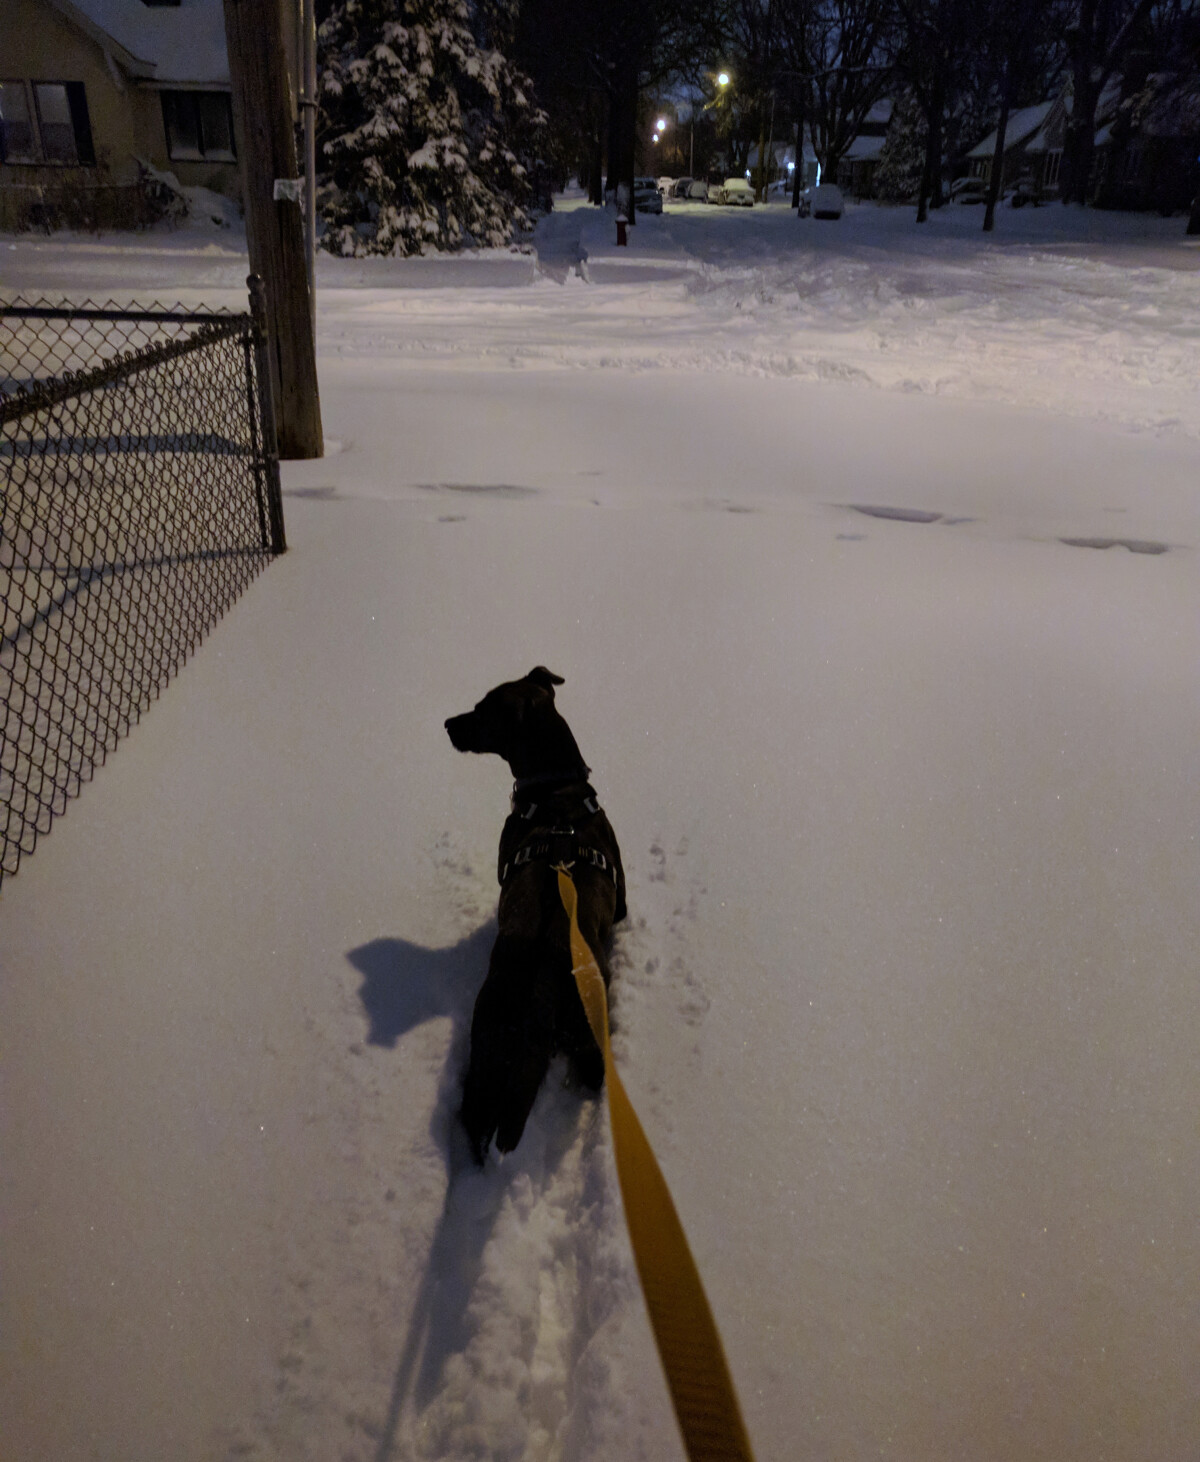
[500,830,617,886]
[499,780,619,889]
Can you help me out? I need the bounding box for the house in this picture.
[836,100,892,198]
[0,0,295,231]
[963,69,1200,209]
[1094,69,1200,212]
[965,99,1059,194]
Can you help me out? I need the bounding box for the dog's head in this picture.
[445,667,586,780]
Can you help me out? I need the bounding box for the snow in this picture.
[63,0,230,85]
[2,196,1199,1462]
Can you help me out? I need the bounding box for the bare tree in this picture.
[802,0,894,183]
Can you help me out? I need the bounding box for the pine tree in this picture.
[874,90,926,203]
[317,0,545,255]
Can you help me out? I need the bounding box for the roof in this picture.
[46,0,230,87]
[843,133,886,162]
[967,101,1055,159]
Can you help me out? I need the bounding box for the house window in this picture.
[0,80,37,161]
[1044,148,1061,186]
[161,91,236,162]
[35,83,79,162]
[0,80,93,164]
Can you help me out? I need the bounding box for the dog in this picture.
[445,667,626,1163]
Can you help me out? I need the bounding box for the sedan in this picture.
[719,178,755,207]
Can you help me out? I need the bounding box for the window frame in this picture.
[0,78,94,166]
[160,90,237,164]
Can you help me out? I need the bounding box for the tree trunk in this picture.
[928,71,945,209]
[588,93,604,204]
[983,84,1011,232]
[1188,192,1200,235]
[611,52,637,225]
[916,109,935,222]
[791,107,804,208]
[1062,78,1099,204]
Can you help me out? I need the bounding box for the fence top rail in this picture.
[0,314,250,428]
[1,296,247,325]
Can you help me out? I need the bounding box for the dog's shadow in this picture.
[348,921,494,1055]
[346,922,591,1462]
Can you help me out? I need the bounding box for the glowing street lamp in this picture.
[717,72,730,87]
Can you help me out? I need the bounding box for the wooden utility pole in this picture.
[223,0,323,459]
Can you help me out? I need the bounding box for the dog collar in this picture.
[511,766,591,795]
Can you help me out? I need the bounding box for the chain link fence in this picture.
[0,281,285,884]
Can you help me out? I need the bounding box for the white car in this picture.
[799,183,844,219]
[687,179,710,201]
[719,178,755,207]
[706,180,724,203]
[633,177,663,214]
[671,176,694,199]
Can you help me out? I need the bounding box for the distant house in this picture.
[836,100,893,198]
[0,0,273,231]
[965,99,1060,195]
[1094,70,1200,212]
[958,74,1176,205]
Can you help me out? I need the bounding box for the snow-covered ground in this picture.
[2,196,1198,1462]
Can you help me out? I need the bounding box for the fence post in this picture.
[249,274,287,554]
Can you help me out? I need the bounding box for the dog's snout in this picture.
[445,711,477,752]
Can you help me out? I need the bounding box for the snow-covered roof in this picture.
[47,0,230,87]
[967,101,1055,159]
[843,133,886,163]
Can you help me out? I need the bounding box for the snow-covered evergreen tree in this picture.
[317,0,545,255]
[874,90,925,204]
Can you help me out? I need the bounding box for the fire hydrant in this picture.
[616,214,628,246]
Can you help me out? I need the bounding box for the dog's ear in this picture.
[526,666,564,693]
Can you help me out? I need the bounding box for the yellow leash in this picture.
[555,865,756,1462]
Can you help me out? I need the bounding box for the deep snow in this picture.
[2,196,1198,1462]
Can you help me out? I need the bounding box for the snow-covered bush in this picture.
[317,0,546,255]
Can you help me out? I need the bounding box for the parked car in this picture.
[633,177,663,214]
[949,175,988,204]
[706,180,724,203]
[719,178,755,207]
[799,183,844,219]
[671,176,694,199]
[686,179,710,201]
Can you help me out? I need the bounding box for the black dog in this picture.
[445,667,626,1163]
